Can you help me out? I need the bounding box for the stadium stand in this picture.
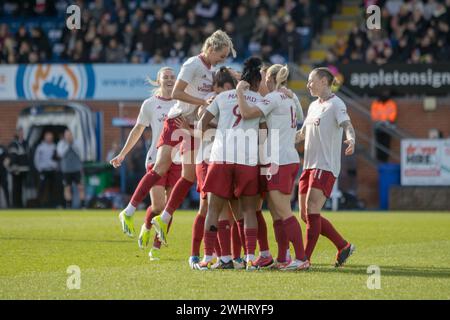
[0,0,341,65]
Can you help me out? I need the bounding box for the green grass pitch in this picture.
[0,210,449,300]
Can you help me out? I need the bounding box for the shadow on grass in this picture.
[308,263,450,279]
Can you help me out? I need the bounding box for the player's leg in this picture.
[267,196,289,267]
[63,174,72,209]
[195,193,227,270]
[153,149,196,244]
[119,145,174,237]
[138,185,165,250]
[229,199,245,269]
[214,203,233,269]
[255,196,272,267]
[301,187,348,253]
[269,190,309,271]
[189,162,208,267]
[189,196,207,268]
[239,195,259,270]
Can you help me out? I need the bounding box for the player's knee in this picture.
[152,204,164,214]
[153,162,170,176]
[300,209,307,223]
[306,199,320,214]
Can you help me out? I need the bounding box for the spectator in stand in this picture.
[3,1,349,64]
[261,23,282,63]
[89,37,105,62]
[34,132,59,208]
[195,0,219,25]
[280,19,302,64]
[371,91,398,163]
[105,38,126,63]
[30,27,51,61]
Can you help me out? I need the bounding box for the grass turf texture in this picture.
[0,210,449,300]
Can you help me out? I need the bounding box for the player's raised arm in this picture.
[236,80,263,119]
[110,123,146,168]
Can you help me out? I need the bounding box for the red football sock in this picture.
[273,219,288,262]
[231,220,242,259]
[144,206,158,229]
[218,220,231,257]
[305,214,322,260]
[152,218,173,249]
[130,170,161,207]
[256,210,270,252]
[283,216,306,261]
[204,230,217,256]
[164,177,194,215]
[214,233,222,257]
[191,214,205,256]
[244,228,258,257]
[321,216,347,250]
[237,219,247,255]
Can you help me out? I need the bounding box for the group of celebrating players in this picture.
[110,30,356,271]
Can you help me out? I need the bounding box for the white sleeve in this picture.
[333,100,350,126]
[136,100,151,127]
[255,96,276,117]
[177,59,197,84]
[206,97,220,117]
[293,94,304,123]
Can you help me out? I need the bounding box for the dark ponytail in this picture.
[241,57,262,90]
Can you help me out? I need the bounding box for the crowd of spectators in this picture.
[325,0,450,66]
[1,0,341,65]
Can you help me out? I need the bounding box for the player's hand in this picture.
[228,68,241,81]
[344,139,355,156]
[110,154,125,168]
[174,116,190,131]
[236,80,250,93]
[206,95,215,105]
[279,87,294,98]
[295,130,304,143]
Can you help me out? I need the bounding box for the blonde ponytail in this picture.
[201,29,236,58]
[275,65,289,89]
[147,66,173,96]
[267,64,289,90]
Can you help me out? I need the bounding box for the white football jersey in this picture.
[206,89,264,166]
[302,94,350,177]
[196,92,217,164]
[167,55,214,124]
[136,96,180,167]
[256,91,304,165]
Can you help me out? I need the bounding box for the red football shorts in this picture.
[196,161,209,200]
[146,163,182,188]
[265,163,300,195]
[157,117,199,154]
[202,162,259,199]
[298,168,336,198]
